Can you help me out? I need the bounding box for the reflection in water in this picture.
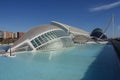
[48,51,57,60]
[0,44,120,80]
[81,44,120,80]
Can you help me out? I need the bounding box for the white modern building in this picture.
[8,21,89,52]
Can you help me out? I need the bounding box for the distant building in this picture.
[17,32,24,39]
[0,30,17,39]
[4,31,13,39]
[0,30,4,39]
[14,33,17,39]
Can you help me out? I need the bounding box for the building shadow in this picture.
[81,44,120,80]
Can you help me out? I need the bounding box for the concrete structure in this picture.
[17,32,24,39]
[8,21,89,53]
[111,40,120,60]
[0,30,4,39]
[51,21,89,37]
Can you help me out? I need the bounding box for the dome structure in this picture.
[90,28,107,40]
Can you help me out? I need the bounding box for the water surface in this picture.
[0,44,120,80]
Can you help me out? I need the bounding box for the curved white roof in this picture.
[12,21,90,48]
[13,25,60,47]
[51,21,89,36]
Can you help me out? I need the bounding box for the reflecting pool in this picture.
[0,44,120,80]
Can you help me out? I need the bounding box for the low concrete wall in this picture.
[111,40,120,60]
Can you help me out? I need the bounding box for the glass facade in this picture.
[30,30,73,50]
[14,43,33,52]
[36,37,74,51]
[31,40,38,48]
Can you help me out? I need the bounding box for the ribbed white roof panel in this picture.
[13,25,60,47]
[51,21,89,36]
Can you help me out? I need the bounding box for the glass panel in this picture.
[50,32,56,38]
[54,30,59,37]
[38,36,44,44]
[34,38,41,46]
[31,40,37,48]
[51,31,57,38]
[48,32,54,39]
[41,35,48,42]
[44,33,51,41]
[52,31,58,38]
[43,35,48,42]
[14,43,33,52]
[46,33,53,40]
[36,37,42,44]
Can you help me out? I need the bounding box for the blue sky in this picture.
[0,0,120,37]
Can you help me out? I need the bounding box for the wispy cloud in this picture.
[90,1,120,12]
